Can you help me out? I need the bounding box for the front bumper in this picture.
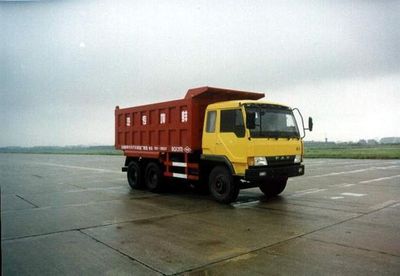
[245,164,304,182]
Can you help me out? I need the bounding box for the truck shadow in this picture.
[140,180,286,206]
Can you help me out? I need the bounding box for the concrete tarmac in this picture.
[1,154,400,275]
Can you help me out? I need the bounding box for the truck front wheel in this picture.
[127,161,143,189]
[209,166,239,203]
[145,162,163,192]
[259,177,288,197]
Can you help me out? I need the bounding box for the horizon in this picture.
[2,137,400,148]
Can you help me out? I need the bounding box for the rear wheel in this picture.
[127,161,143,189]
[145,162,163,192]
[259,177,288,197]
[209,166,239,203]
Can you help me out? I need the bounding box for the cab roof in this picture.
[185,86,265,101]
[207,99,291,110]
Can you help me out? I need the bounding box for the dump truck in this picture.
[115,86,313,203]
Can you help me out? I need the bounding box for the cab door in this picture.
[202,110,217,155]
[215,109,248,174]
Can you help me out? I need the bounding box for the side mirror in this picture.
[246,112,256,129]
[308,117,313,132]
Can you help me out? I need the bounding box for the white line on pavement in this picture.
[373,165,400,170]
[341,192,366,197]
[342,183,356,187]
[359,175,400,184]
[290,188,327,197]
[391,203,400,208]
[308,166,400,178]
[309,168,370,178]
[233,200,260,208]
[333,183,356,188]
[36,162,123,173]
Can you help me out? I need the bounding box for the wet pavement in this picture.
[1,154,400,275]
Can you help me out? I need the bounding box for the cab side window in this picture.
[206,111,216,133]
[220,109,245,137]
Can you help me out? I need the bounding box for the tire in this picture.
[209,166,239,203]
[259,177,288,197]
[145,162,163,192]
[127,161,143,189]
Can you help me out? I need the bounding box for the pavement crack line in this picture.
[254,204,364,216]
[2,229,80,242]
[15,194,39,208]
[302,236,400,258]
[78,207,218,232]
[1,208,213,243]
[176,200,400,275]
[79,230,165,275]
[256,200,364,215]
[1,195,162,215]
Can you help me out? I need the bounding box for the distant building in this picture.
[380,137,400,144]
[367,139,379,145]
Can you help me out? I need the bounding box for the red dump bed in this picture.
[115,86,264,157]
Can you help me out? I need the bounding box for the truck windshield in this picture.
[245,105,300,138]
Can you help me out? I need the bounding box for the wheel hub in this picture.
[215,176,226,194]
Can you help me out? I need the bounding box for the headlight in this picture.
[294,154,302,163]
[251,156,267,166]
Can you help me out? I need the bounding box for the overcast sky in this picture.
[1,0,399,146]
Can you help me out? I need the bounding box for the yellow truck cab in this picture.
[201,99,310,202]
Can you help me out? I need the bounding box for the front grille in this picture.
[266,155,295,166]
